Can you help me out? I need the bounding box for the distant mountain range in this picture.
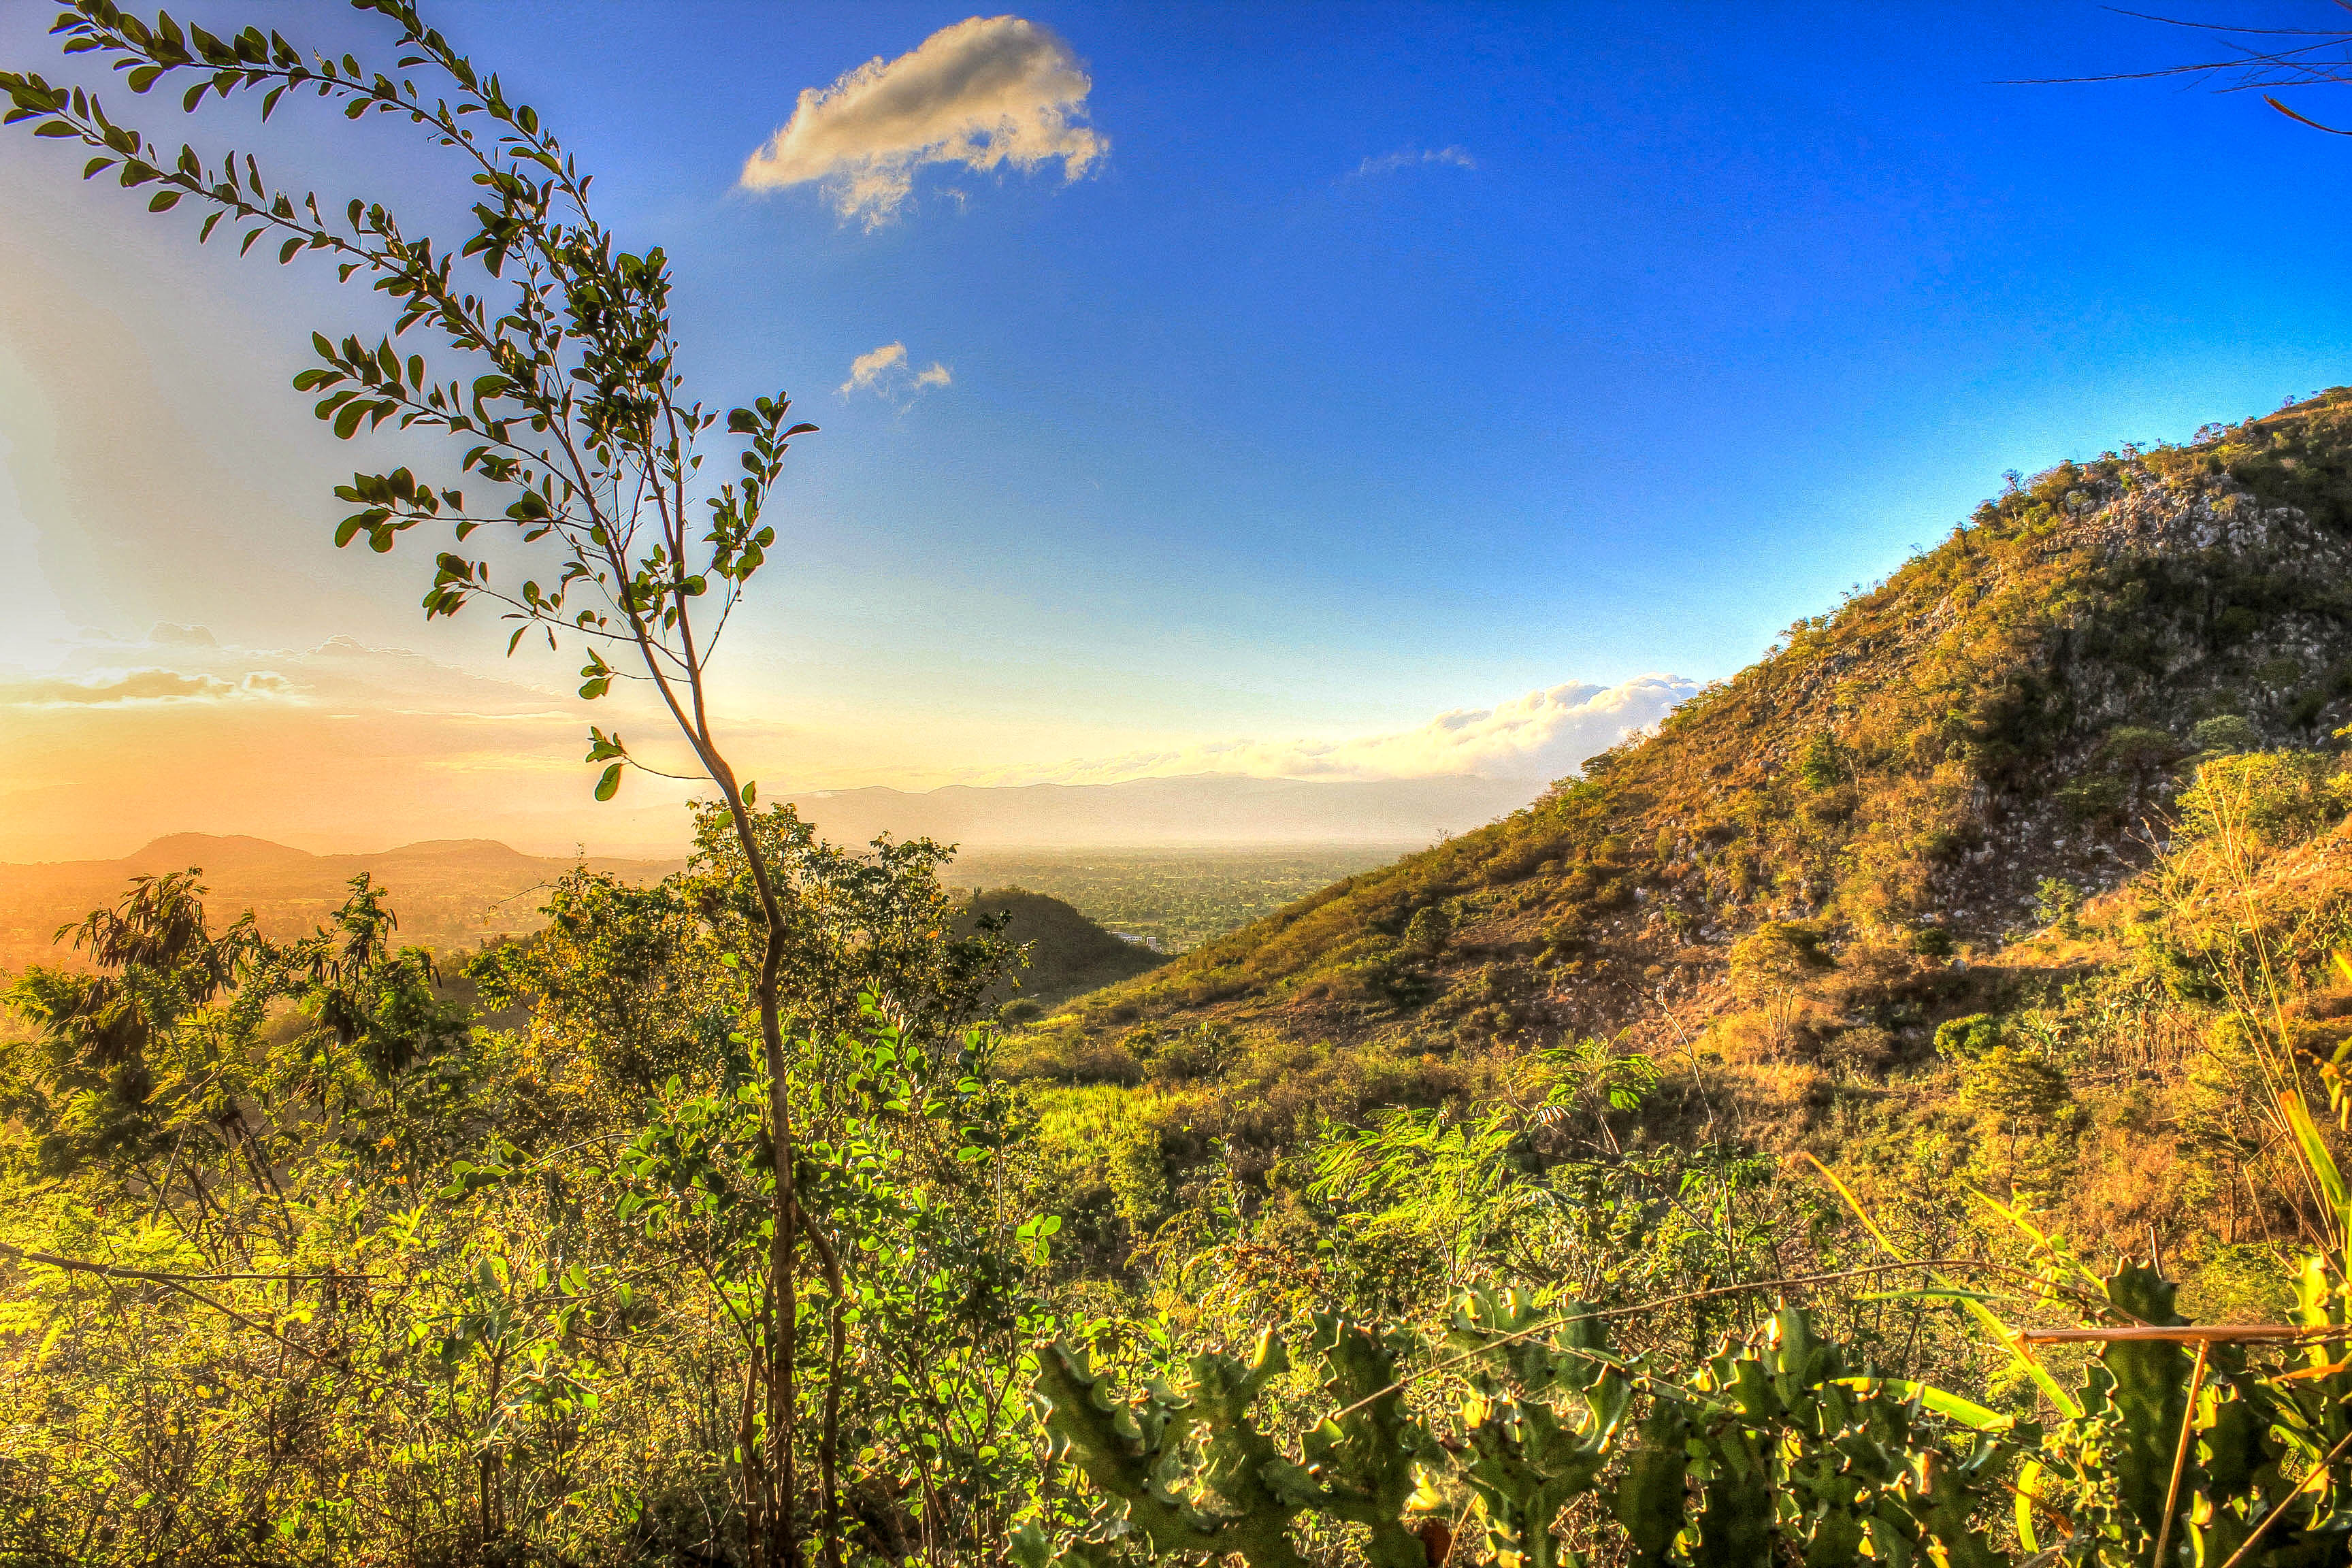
[777,772,1537,849]
[0,771,1544,974]
[0,835,678,973]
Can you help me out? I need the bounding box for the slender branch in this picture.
[0,1238,380,1284]
[0,1237,377,1377]
[2213,1426,2352,1568]
[2019,1324,2349,1343]
[1326,1256,2127,1423]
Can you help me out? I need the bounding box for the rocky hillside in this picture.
[1015,390,2352,1074]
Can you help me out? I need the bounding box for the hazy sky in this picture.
[5,1,2352,858]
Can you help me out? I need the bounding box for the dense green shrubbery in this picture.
[0,809,1056,1566]
[16,732,2352,1565]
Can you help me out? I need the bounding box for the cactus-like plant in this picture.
[1029,1330,1313,1568]
[1026,1268,2352,1567]
[1029,1317,1439,1568]
[1027,1292,2017,1567]
[1447,1291,1630,1568]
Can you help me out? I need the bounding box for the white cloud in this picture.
[991,675,1699,787]
[0,631,667,860]
[841,342,908,395]
[840,341,953,402]
[3,629,575,718]
[741,15,1107,229]
[0,666,294,706]
[1354,145,1476,178]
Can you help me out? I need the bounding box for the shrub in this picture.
[1961,1043,2073,1126]
[1934,1013,2003,1061]
[1728,920,1833,999]
[1825,1024,1896,1073]
[1799,732,1845,789]
[2057,773,2127,825]
[2176,749,2348,850]
[1401,905,1451,958]
[2035,877,2082,934]
[2191,715,2261,755]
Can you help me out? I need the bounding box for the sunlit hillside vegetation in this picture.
[954,887,1166,1013]
[983,387,2352,1299]
[18,391,2352,1563]
[1020,393,2352,1062]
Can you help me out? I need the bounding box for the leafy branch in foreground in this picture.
[1,2,818,1559]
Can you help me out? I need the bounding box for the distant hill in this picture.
[778,773,1533,848]
[1021,389,2352,1066]
[0,836,1338,1003]
[0,771,1563,977]
[945,845,1410,953]
[0,834,680,974]
[952,888,1167,1012]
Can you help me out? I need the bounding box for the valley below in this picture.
[0,832,1410,976]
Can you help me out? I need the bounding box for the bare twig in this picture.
[2214,1426,2352,1568]
[1326,1256,2119,1422]
[0,1237,360,1376]
[2153,1341,2210,1568]
[0,1238,379,1284]
[2019,1324,2348,1343]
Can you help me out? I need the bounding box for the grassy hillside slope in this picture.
[988,390,2352,1322]
[1017,391,2352,1069]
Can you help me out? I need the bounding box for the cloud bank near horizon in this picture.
[740,16,1106,228]
[0,666,292,706]
[0,630,1697,862]
[978,674,1699,787]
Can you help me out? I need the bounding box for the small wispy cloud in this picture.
[741,15,1107,229]
[840,341,953,402]
[147,621,218,647]
[1354,145,1476,178]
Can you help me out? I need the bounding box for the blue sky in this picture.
[5,1,2352,853]
[470,0,2352,706]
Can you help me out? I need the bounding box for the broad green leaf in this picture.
[2283,1090,2349,1250]
[1830,1377,2011,1432]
